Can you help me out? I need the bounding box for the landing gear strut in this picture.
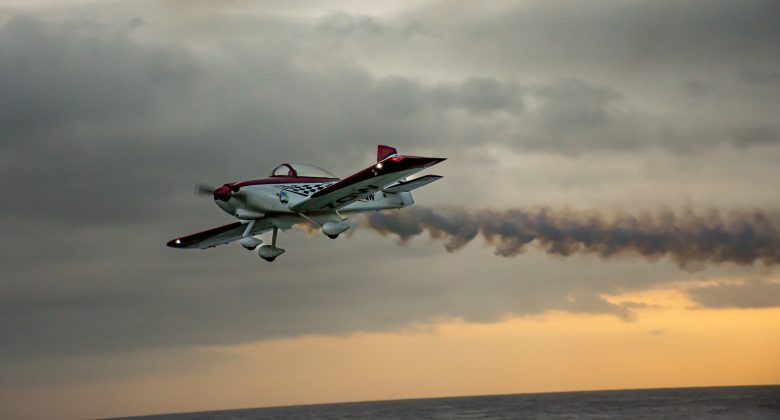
[258,226,285,262]
[240,220,262,250]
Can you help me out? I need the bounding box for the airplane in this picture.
[166,145,445,261]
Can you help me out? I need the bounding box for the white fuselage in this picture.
[215,181,414,223]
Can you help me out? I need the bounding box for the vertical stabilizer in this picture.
[377,144,398,162]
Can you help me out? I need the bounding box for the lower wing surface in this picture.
[167,220,273,249]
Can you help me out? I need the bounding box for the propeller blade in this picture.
[195,183,216,196]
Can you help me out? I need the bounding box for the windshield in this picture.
[269,162,337,178]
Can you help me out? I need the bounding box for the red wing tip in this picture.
[388,155,446,163]
[412,156,447,166]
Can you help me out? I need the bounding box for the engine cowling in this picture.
[322,221,350,237]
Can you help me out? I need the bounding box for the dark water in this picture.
[115,385,780,419]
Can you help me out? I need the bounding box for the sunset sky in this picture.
[1,1,779,419]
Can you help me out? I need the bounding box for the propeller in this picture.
[195,184,236,201]
[195,183,216,196]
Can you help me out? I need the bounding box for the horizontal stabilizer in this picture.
[383,175,443,193]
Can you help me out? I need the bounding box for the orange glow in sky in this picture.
[3,287,779,420]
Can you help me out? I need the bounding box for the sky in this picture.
[1,0,779,418]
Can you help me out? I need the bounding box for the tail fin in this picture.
[377,144,398,162]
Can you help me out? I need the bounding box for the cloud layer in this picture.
[0,0,779,389]
[688,279,780,309]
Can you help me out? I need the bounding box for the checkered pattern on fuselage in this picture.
[276,183,333,197]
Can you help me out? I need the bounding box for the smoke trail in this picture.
[363,207,780,268]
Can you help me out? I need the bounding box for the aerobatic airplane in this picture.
[167,145,445,261]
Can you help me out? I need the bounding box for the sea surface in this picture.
[115,385,780,419]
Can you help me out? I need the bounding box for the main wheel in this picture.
[327,234,339,239]
[262,257,276,262]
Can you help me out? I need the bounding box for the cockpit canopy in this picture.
[269,162,337,179]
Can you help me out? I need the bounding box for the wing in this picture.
[167,220,274,249]
[383,174,443,193]
[289,155,445,212]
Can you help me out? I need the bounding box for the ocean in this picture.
[114,385,780,419]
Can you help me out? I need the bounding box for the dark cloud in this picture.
[0,16,403,226]
[0,13,539,228]
[730,126,780,148]
[740,68,780,85]
[326,1,780,153]
[364,207,780,269]
[411,0,780,75]
[688,279,780,309]
[519,79,642,153]
[0,346,228,387]
[0,222,649,376]
[431,77,523,115]
[318,11,385,36]
[0,15,206,224]
[0,15,197,138]
[681,79,715,99]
